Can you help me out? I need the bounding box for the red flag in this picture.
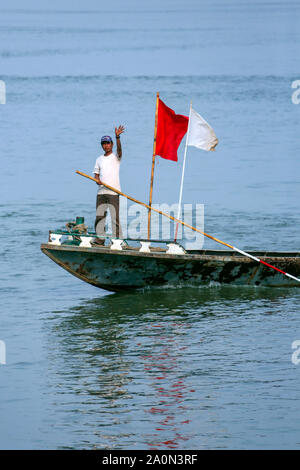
[155,99,189,162]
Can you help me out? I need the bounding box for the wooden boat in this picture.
[40,224,300,292]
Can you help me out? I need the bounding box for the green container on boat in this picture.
[76,217,84,225]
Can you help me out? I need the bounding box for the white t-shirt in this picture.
[93,152,121,195]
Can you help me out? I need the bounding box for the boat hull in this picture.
[41,244,300,292]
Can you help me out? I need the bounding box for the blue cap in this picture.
[101,135,113,144]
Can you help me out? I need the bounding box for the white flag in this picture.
[187,107,218,151]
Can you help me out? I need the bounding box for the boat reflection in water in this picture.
[44,287,297,449]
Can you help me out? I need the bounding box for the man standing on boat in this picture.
[93,125,125,245]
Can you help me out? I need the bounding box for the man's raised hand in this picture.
[115,125,125,137]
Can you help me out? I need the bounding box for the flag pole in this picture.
[174,101,192,242]
[75,170,300,285]
[147,92,160,240]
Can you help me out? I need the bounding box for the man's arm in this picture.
[115,125,125,159]
[93,158,101,184]
[94,173,102,184]
[94,173,101,185]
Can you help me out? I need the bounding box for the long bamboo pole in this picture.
[75,169,300,284]
[147,92,160,240]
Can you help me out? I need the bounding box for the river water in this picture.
[0,0,300,450]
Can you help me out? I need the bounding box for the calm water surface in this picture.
[0,1,300,449]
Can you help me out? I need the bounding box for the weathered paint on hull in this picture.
[41,243,300,292]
